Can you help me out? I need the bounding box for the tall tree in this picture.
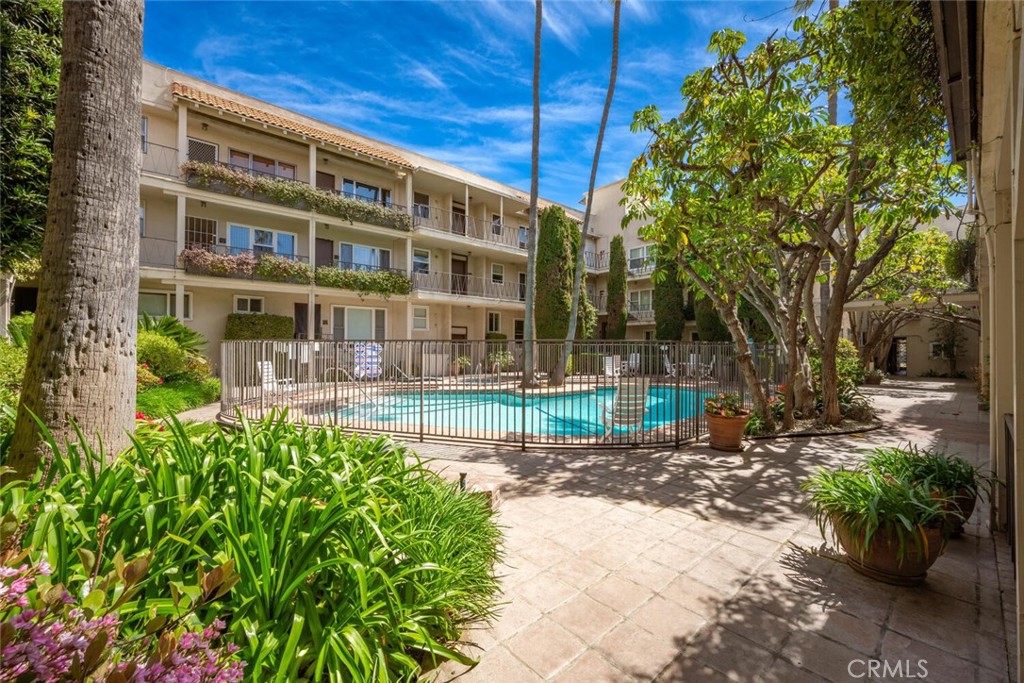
[0,0,62,337]
[605,235,628,339]
[8,0,144,478]
[652,254,689,340]
[521,0,542,387]
[557,0,620,385]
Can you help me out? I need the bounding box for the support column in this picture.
[406,301,413,339]
[405,172,414,215]
[989,190,1015,529]
[307,291,316,341]
[308,217,317,340]
[175,195,186,254]
[308,144,317,188]
[406,237,413,274]
[176,104,188,167]
[174,282,185,320]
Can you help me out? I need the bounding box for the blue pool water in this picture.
[338,386,706,437]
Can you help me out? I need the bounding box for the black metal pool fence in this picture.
[220,339,786,448]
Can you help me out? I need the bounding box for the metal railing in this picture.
[628,305,656,322]
[181,245,311,283]
[140,236,178,268]
[219,339,786,449]
[628,260,656,277]
[330,189,406,214]
[411,271,522,301]
[585,251,609,271]
[330,260,406,276]
[141,142,179,177]
[412,206,526,250]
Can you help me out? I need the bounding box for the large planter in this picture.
[834,517,947,586]
[938,487,976,536]
[705,412,749,452]
[864,375,883,386]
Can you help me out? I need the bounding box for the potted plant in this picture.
[704,393,750,452]
[864,369,885,385]
[452,355,472,377]
[866,444,994,536]
[803,467,948,585]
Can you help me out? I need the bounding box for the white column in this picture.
[308,144,317,187]
[175,195,186,254]
[405,172,414,216]
[308,217,316,265]
[406,301,413,339]
[174,282,185,320]
[405,237,413,274]
[307,291,316,340]
[499,196,504,225]
[176,104,188,167]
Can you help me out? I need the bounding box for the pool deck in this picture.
[407,379,1016,683]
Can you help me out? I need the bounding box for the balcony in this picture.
[628,304,655,322]
[180,245,313,284]
[141,142,179,177]
[412,206,527,251]
[585,251,609,271]
[412,271,522,302]
[140,236,178,268]
[628,260,656,277]
[182,160,412,232]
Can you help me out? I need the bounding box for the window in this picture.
[413,306,428,331]
[929,341,946,359]
[487,311,501,334]
[691,332,700,342]
[185,216,217,247]
[343,179,391,205]
[518,225,528,249]
[628,289,653,311]
[139,291,192,320]
[229,149,295,179]
[234,296,264,314]
[491,263,504,284]
[140,116,148,153]
[187,137,218,163]
[228,224,297,258]
[139,202,146,236]
[628,245,654,271]
[491,214,502,235]
[412,248,430,275]
[519,272,527,301]
[514,319,524,340]
[413,192,430,219]
[644,330,655,341]
[332,306,386,340]
[340,243,391,271]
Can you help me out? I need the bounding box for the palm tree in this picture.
[9,0,144,478]
[522,0,542,388]
[553,0,621,386]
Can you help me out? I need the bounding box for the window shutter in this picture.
[187,138,218,163]
[374,310,386,340]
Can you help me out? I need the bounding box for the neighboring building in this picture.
[11,61,585,354]
[931,0,1023,676]
[583,179,698,341]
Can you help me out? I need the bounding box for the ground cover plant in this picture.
[0,415,503,682]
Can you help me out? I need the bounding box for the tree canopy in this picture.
[605,235,627,339]
[535,205,595,341]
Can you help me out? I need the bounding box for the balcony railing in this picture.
[628,260,656,277]
[330,260,407,276]
[628,304,655,322]
[412,206,526,250]
[182,161,412,232]
[180,244,313,284]
[141,142,179,177]
[140,236,178,268]
[412,271,522,302]
[330,189,407,214]
[585,251,609,271]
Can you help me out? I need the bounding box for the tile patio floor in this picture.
[412,379,1016,683]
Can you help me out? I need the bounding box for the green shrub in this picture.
[0,340,27,408]
[136,376,220,416]
[3,417,502,681]
[314,265,412,298]
[606,235,627,339]
[138,313,207,357]
[137,330,187,379]
[136,362,162,390]
[7,311,34,348]
[486,350,515,371]
[810,338,869,418]
[224,312,294,340]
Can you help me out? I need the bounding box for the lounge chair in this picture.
[601,379,649,442]
[257,361,295,400]
[603,355,622,378]
[699,355,716,379]
[663,350,677,378]
[625,352,641,376]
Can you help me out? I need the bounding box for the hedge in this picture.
[606,235,628,339]
[224,313,295,340]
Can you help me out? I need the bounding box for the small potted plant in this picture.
[803,466,948,585]
[704,393,750,452]
[864,369,885,385]
[866,444,994,536]
[452,355,472,377]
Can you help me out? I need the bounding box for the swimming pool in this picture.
[337,386,707,438]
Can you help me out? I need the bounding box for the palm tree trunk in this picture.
[521,0,542,388]
[552,0,621,387]
[8,0,144,479]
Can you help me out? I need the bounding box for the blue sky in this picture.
[144,0,797,207]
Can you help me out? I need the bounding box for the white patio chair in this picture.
[257,361,295,400]
[625,352,641,376]
[601,379,649,442]
[603,355,622,378]
[699,355,716,379]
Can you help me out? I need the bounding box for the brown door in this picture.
[451,203,466,235]
[315,238,334,268]
[451,256,468,295]
[293,303,322,339]
[316,171,335,192]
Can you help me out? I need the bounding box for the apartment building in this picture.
[583,179,698,341]
[127,61,581,352]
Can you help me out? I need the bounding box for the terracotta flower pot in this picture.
[937,487,977,536]
[865,375,883,385]
[705,412,749,452]
[834,517,947,586]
